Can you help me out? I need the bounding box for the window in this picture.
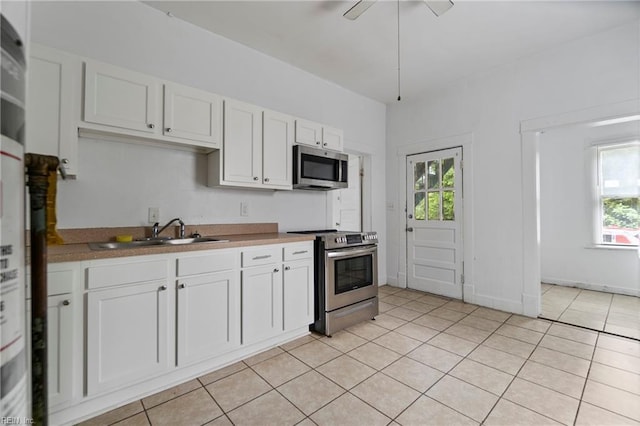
[596,141,639,246]
[413,156,456,221]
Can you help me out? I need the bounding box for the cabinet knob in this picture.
[62,158,69,165]
[273,268,280,273]
[323,142,328,146]
[148,123,155,129]
[285,266,291,271]
[160,285,167,291]
[316,141,321,145]
[264,178,270,183]
[253,176,259,181]
[166,127,172,133]
[178,283,186,289]
[62,299,70,306]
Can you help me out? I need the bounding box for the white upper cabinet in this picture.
[222,99,263,185]
[322,125,344,152]
[82,60,222,150]
[262,109,293,189]
[163,82,222,147]
[294,118,322,148]
[295,118,344,152]
[209,101,293,190]
[83,60,160,134]
[26,43,80,176]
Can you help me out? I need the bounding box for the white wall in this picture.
[386,20,640,313]
[29,1,387,280]
[540,122,640,296]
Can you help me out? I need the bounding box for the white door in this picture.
[330,154,362,231]
[406,147,463,299]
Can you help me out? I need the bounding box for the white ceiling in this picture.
[143,1,640,104]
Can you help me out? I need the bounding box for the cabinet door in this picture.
[283,259,314,331]
[86,281,169,395]
[176,271,240,366]
[223,99,262,185]
[26,294,74,408]
[47,294,74,407]
[26,44,79,176]
[262,110,293,189]
[241,265,283,345]
[322,125,344,152]
[295,118,322,147]
[163,82,222,147]
[84,60,160,134]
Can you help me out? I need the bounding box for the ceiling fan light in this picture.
[423,0,454,17]
[343,0,378,20]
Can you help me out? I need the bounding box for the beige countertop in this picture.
[37,223,315,263]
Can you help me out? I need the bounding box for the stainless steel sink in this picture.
[88,237,229,250]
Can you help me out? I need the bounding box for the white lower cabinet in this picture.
[86,280,170,395]
[46,294,74,407]
[26,262,79,410]
[177,270,240,366]
[283,259,314,331]
[56,241,314,424]
[241,264,283,345]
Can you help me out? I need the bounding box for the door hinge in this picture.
[461,274,465,285]
[460,160,464,170]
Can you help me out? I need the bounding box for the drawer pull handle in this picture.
[252,255,271,260]
[292,250,308,255]
[62,300,70,306]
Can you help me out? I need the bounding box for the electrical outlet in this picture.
[148,207,160,224]
[240,202,249,217]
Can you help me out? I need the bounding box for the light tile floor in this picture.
[81,285,640,426]
[541,283,640,340]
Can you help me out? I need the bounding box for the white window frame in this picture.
[590,138,639,248]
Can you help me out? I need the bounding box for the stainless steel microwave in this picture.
[293,145,348,190]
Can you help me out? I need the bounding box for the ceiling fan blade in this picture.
[343,0,378,20]
[423,0,454,17]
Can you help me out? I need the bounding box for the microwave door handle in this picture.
[326,246,377,259]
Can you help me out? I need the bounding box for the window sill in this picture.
[586,244,639,251]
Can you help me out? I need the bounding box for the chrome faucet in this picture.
[152,218,185,239]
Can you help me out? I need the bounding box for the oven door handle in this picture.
[326,246,377,259]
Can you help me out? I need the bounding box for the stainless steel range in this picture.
[290,230,378,336]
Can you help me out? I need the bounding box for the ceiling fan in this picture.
[343,0,454,20]
[343,0,454,101]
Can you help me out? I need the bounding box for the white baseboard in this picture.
[542,277,640,297]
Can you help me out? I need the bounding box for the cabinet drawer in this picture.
[283,243,313,261]
[86,259,168,289]
[177,250,238,277]
[241,246,281,267]
[26,268,75,297]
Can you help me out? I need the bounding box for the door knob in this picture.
[406,227,414,232]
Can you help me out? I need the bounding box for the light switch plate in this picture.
[240,202,249,217]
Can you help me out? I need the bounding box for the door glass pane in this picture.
[428,192,440,220]
[427,160,440,190]
[443,190,455,220]
[442,158,454,188]
[414,162,425,190]
[414,192,426,220]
